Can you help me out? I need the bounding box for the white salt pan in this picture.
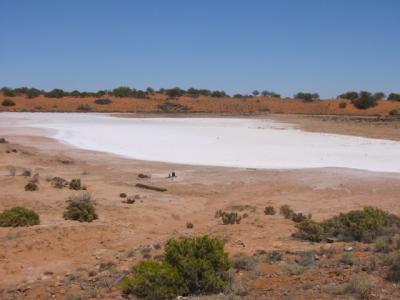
[3,112,400,173]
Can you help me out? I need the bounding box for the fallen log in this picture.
[135,183,167,192]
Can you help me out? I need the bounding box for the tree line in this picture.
[1,86,399,108]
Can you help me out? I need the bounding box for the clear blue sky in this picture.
[1,0,399,98]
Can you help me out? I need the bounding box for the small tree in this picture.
[252,90,260,96]
[26,88,42,98]
[1,87,16,97]
[351,91,378,109]
[338,91,359,100]
[45,88,65,98]
[261,90,280,97]
[388,93,400,101]
[294,92,319,102]
[112,86,132,97]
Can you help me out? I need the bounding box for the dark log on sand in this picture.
[135,183,167,192]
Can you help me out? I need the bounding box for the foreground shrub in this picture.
[232,253,258,271]
[2,99,15,106]
[121,236,230,299]
[0,207,40,227]
[24,181,38,191]
[63,193,97,222]
[51,176,69,188]
[165,236,230,294]
[120,260,188,300]
[264,206,276,215]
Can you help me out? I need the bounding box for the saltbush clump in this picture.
[294,207,400,243]
[121,235,230,299]
[69,179,82,190]
[24,181,38,191]
[0,207,40,227]
[280,205,294,219]
[264,206,276,215]
[63,193,98,222]
[215,210,242,224]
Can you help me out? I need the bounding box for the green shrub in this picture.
[0,207,40,227]
[165,235,230,294]
[388,93,400,101]
[69,179,82,190]
[2,99,16,106]
[120,260,188,300]
[280,205,294,219]
[321,207,400,242]
[63,193,98,222]
[293,219,325,242]
[351,91,378,109]
[24,181,38,191]
[294,207,400,243]
[264,206,276,215]
[294,92,319,102]
[340,253,358,266]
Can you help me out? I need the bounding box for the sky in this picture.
[0,0,399,98]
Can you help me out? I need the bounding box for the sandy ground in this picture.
[0,114,400,299]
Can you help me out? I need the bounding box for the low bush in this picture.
[51,177,69,188]
[293,219,325,242]
[2,99,16,106]
[340,253,358,266]
[280,205,294,219]
[266,250,283,263]
[291,212,310,223]
[24,181,38,191]
[76,104,92,112]
[94,98,112,105]
[121,235,230,299]
[0,137,7,143]
[215,210,242,225]
[186,222,194,229]
[346,274,377,299]
[120,260,188,300]
[232,253,258,271]
[69,179,82,190]
[63,193,98,222]
[294,207,400,243]
[284,263,304,275]
[264,206,276,215]
[0,207,40,227]
[387,253,400,282]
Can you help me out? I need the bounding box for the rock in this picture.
[344,246,353,252]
